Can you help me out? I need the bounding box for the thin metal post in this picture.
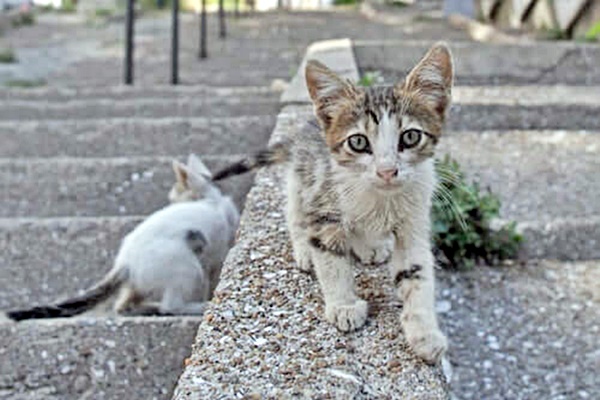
[171,0,179,84]
[218,0,226,38]
[234,0,239,18]
[199,0,207,58]
[124,0,135,85]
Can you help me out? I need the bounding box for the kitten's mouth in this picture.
[373,180,402,191]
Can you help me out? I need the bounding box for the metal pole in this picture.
[218,0,226,38]
[124,0,134,85]
[171,0,179,84]
[199,0,207,58]
[234,0,239,18]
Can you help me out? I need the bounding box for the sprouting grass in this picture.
[94,8,115,17]
[5,79,47,88]
[388,0,409,8]
[584,21,600,42]
[358,70,384,87]
[0,48,16,63]
[57,0,77,13]
[433,155,523,269]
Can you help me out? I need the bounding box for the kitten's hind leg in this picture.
[113,286,143,314]
[286,177,312,272]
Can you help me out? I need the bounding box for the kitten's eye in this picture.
[399,129,422,150]
[347,134,371,153]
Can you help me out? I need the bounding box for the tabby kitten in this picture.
[214,43,453,364]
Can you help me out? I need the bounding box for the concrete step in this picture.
[0,156,254,218]
[0,116,276,158]
[0,95,280,120]
[443,130,599,224]
[443,130,600,260]
[354,40,600,85]
[0,316,200,400]
[449,86,600,130]
[0,217,138,309]
[0,85,277,102]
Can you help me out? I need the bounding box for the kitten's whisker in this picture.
[435,185,468,232]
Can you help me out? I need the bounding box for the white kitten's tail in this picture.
[212,140,291,182]
[5,267,127,321]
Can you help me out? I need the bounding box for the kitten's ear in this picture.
[305,60,359,128]
[172,160,190,188]
[400,42,453,119]
[187,154,212,179]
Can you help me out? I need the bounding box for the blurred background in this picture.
[0,0,598,399]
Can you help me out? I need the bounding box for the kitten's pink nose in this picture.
[376,168,398,182]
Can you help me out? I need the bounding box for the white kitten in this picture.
[6,154,239,320]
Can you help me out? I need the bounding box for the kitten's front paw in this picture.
[406,328,448,365]
[325,299,368,332]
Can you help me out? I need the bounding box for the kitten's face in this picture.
[305,43,453,191]
[328,87,441,190]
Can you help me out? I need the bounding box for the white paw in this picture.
[406,328,448,365]
[325,299,368,332]
[292,243,312,272]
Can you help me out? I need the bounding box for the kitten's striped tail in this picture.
[5,268,127,321]
[212,140,291,182]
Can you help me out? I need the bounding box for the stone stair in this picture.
[0,84,280,399]
[2,8,599,400]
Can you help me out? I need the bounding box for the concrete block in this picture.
[281,38,359,104]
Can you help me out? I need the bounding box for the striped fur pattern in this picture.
[212,43,453,364]
[6,155,239,321]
